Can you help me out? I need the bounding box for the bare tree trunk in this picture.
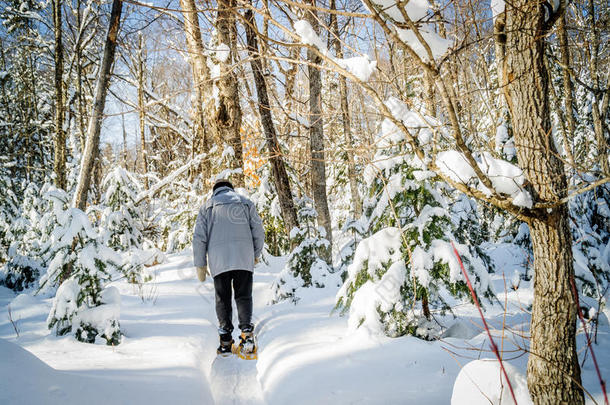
[137,34,149,189]
[75,0,87,149]
[73,0,123,211]
[53,0,66,190]
[305,0,333,261]
[244,8,299,234]
[329,0,361,218]
[282,46,298,142]
[557,14,576,171]
[214,0,244,187]
[502,2,583,403]
[179,0,211,183]
[586,0,609,175]
[121,108,128,169]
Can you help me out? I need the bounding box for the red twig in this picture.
[569,276,609,405]
[451,241,518,404]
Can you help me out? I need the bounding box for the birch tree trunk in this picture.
[52,0,66,190]
[329,0,362,218]
[305,0,333,260]
[73,0,123,211]
[502,2,584,403]
[244,8,299,234]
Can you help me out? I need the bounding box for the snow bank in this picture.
[451,359,533,405]
[0,337,73,404]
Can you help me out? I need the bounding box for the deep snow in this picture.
[1,246,608,404]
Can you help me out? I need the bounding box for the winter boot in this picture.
[237,331,257,360]
[217,335,234,357]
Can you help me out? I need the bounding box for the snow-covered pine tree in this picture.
[250,168,290,257]
[0,175,19,265]
[335,218,366,281]
[41,196,123,345]
[99,167,144,251]
[0,182,46,291]
[271,197,332,304]
[0,0,53,190]
[98,166,165,283]
[157,177,204,253]
[336,98,493,339]
[449,194,494,273]
[571,182,610,305]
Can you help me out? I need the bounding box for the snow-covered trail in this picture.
[1,251,220,405]
[196,280,266,405]
[0,250,271,405]
[2,249,609,404]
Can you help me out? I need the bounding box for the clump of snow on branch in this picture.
[490,0,505,22]
[396,28,452,61]
[293,20,377,81]
[378,96,441,149]
[436,150,533,208]
[214,43,230,63]
[495,123,516,160]
[363,0,453,61]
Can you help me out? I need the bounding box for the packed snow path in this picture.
[1,249,609,404]
[198,283,265,405]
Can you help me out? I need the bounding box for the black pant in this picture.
[213,270,253,338]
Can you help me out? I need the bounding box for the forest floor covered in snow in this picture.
[1,247,609,405]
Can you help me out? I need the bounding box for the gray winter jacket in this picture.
[192,186,265,277]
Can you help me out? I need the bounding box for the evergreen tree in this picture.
[271,197,333,304]
[40,196,123,345]
[0,175,19,265]
[571,182,610,303]
[0,0,53,194]
[336,101,494,339]
[157,177,204,253]
[250,168,290,257]
[0,182,45,291]
[99,167,144,251]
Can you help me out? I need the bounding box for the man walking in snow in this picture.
[192,178,265,356]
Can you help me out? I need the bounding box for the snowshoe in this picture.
[236,331,257,360]
[217,338,234,357]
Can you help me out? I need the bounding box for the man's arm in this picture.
[248,202,265,259]
[192,206,209,267]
